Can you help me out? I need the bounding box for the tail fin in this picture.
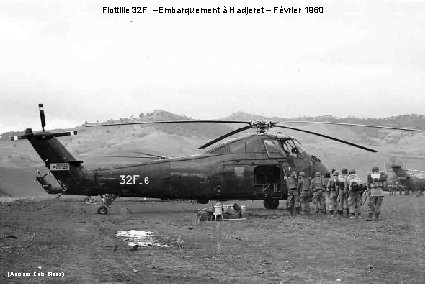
[11,104,90,194]
[14,128,86,194]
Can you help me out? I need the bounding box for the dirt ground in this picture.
[0,195,424,284]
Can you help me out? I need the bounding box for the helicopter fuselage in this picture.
[36,133,328,203]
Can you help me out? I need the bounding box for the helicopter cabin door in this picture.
[253,165,283,199]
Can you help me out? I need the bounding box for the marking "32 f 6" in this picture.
[119,175,149,185]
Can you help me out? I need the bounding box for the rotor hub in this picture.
[250,120,275,133]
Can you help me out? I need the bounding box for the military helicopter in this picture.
[385,163,425,194]
[11,104,421,214]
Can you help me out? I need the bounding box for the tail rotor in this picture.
[10,104,78,141]
[39,104,46,132]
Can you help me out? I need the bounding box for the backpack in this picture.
[348,176,362,192]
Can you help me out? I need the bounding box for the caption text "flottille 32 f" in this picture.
[102,6,324,15]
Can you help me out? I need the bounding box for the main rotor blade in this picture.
[199,125,253,149]
[85,120,249,127]
[281,120,422,132]
[275,125,378,153]
[390,155,425,160]
[406,169,425,173]
[131,151,167,159]
[80,154,161,159]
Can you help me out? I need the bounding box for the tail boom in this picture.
[25,130,89,194]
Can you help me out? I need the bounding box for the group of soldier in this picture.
[388,181,416,196]
[285,166,387,221]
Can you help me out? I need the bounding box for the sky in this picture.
[0,0,424,133]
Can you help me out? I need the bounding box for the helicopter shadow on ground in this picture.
[245,208,288,219]
[86,199,291,216]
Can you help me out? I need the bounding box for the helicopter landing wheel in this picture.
[97,205,108,215]
[264,198,279,210]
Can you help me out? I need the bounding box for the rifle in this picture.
[362,186,370,206]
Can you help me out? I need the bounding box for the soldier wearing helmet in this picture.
[286,171,300,215]
[366,166,388,221]
[326,171,339,216]
[346,169,364,219]
[297,171,311,214]
[323,172,331,214]
[337,168,349,217]
[396,182,402,196]
[310,172,325,214]
[388,180,395,196]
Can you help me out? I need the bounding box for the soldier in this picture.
[366,166,388,221]
[310,172,325,214]
[286,171,300,215]
[327,171,339,216]
[337,168,349,217]
[405,184,411,196]
[415,184,422,197]
[398,182,403,196]
[346,169,363,219]
[323,172,331,215]
[388,182,394,196]
[297,172,311,214]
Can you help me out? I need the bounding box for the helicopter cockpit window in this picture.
[263,140,285,158]
[281,139,301,157]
